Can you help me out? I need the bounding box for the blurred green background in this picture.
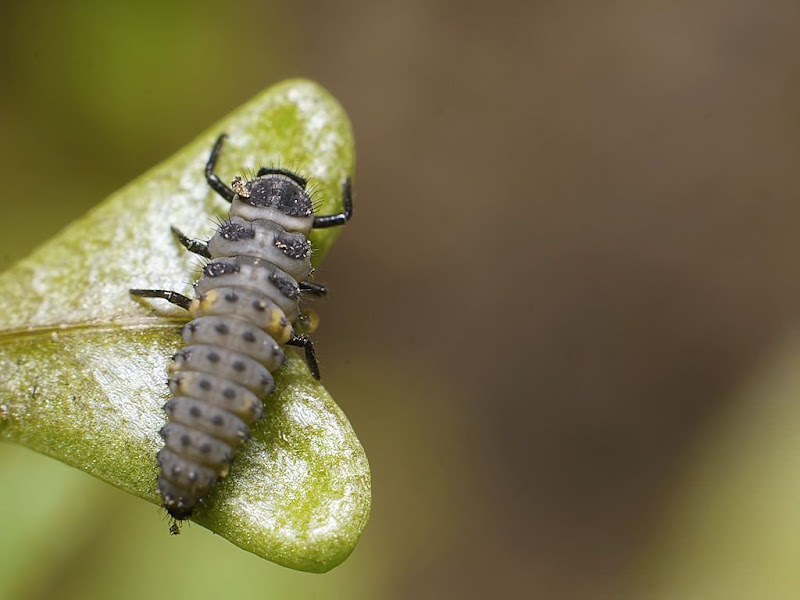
[3,1,800,598]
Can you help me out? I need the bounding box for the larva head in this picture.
[230,173,314,234]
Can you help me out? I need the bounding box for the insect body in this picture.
[131,134,352,526]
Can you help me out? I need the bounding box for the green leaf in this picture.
[0,79,371,573]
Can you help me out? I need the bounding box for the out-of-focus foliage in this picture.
[630,341,800,599]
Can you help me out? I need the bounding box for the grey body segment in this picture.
[157,448,218,493]
[160,422,234,468]
[164,396,250,446]
[207,217,312,280]
[170,345,275,396]
[158,475,196,515]
[181,316,285,369]
[196,256,301,321]
[231,197,314,234]
[168,371,264,423]
[192,286,292,346]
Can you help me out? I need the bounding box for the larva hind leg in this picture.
[286,332,320,380]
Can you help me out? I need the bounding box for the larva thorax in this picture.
[158,170,315,521]
[230,173,315,234]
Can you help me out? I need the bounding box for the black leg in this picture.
[206,133,235,203]
[313,177,353,229]
[130,289,193,311]
[171,226,210,258]
[299,281,327,297]
[286,332,320,380]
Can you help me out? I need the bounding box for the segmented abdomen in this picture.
[157,181,314,520]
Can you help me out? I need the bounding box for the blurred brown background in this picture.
[2,1,800,599]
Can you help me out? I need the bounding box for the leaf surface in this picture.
[0,79,370,573]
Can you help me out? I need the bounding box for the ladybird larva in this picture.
[131,133,352,528]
